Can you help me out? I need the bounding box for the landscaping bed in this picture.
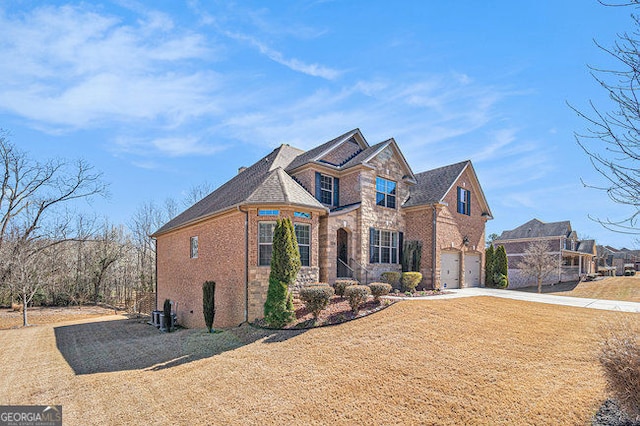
[255,296,396,329]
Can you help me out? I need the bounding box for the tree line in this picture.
[0,131,210,326]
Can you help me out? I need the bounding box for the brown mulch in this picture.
[255,296,396,329]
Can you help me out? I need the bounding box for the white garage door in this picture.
[441,252,460,289]
[465,253,481,287]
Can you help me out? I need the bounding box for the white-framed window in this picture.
[457,187,471,215]
[369,229,398,264]
[376,177,397,208]
[320,174,333,205]
[258,222,276,266]
[294,223,311,267]
[190,236,198,259]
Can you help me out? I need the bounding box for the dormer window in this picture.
[315,172,339,206]
[376,177,396,208]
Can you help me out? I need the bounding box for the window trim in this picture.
[369,228,399,264]
[319,174,334,205]
[457,186,471,216]
[190,236,198,259]
[294,222,311,267]
[258,221,277,266]
[376,177,397,209]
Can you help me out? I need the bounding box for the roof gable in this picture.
[403,161,491,219]
[497,219,572,240]
[285,129,367,171]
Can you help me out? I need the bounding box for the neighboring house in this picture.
[152,129,493,328]
[596,245,640,275]
[494,219,596,288]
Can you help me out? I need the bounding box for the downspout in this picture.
[154,238,158,311]
[432,205,437,289]
[240,206,249,323]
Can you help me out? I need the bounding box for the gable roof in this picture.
[576,239,596,254]
[153,145,325,236]
[403,160,491,218]
[497,219,572,240]
[285,129,365,171]
[404,161,469,207]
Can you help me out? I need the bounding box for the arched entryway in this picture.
[336,228,350,278]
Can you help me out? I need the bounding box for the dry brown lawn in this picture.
[0,296,637,425]
[552,275,640,302]
[0,305,118,329]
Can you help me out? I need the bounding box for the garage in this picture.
[464,253,481,287]
[440,252,460,289]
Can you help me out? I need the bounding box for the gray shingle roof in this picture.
[497,219,572,240]
[403,160,469,207]
[152,145,324,236]
[576,239,596,254]
[285,129,361,171]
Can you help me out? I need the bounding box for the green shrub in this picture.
[401,272,422,292]
[264,277,295,328]
[163,298,172,332]
[493,245,509,286]
[202,281,216,333]
[334,279,358,296]
[599,323,640,420]
[369,282,392,302]
[381,271,402,290]
[344,285,371,314]
[493,273,508,289]
[485,245,495,288]
[299,285,334,319]
[264,218,300,327]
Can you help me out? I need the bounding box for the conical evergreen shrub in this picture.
[263,218,300,327]
[203,280,216,333]
[485,244,495,288]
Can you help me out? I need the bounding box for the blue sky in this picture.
[0,1,637,247]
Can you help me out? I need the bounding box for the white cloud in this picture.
[221,30,341,80]
[0,4,217,129]
[115,135,228,157]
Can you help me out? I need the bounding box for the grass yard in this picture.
[551,275,640,302]
[0,305,118,330]
[0,296,637,425]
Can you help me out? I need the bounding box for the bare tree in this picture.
[182,181,214,207]
[571,3,640,233]
[0,132,107,325]
[517,241,557,293]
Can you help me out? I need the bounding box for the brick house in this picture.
[494,219,596,288]
[152,129,493,328]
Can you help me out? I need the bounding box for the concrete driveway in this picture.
[438,287,640,313]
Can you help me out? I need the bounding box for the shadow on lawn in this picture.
[54,318,306,375]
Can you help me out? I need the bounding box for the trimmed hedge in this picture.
[381,272,402,290]
[334,279,358,296]
[401,272,422,292]
[299,284,334,319]
[344,285,371,314]
[369,282,392,302]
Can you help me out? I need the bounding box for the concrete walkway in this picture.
[399,287,640,313]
